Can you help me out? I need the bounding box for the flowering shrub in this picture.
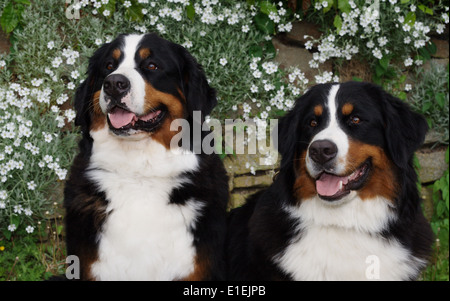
[304,0,449,85]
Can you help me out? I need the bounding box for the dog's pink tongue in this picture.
[316,173,346,196]
[108,107,136,128]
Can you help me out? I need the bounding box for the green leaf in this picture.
[263,41,276,58]
[379,56,390,71]
[418,4,433,15]
[398,91,407,100]
[99,0,116,18]
[333,15,342,33]
[323,0,334,13]
[338,0,351,13]
[3,229,11,240]
[421,101,432,113]
[254,12,275,34]
[404,11,416,26]
[249,44,263,57]
[437,201,446,217]
[375,64,385,77]
[427,41,437,55]
[125,2,144,22]
[0,2,19,33]
[419,46,431,61]
[435,93,445,109]
[260,0,277,15]
[186,3,195,21]
[438,227,449,249]
[401,0,410,3]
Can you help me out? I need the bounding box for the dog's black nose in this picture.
[103,74,130,98]
[309,140,338,165]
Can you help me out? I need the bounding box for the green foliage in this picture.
[409,62,449,145]
[0,0,30,34]
[422,147,449,281]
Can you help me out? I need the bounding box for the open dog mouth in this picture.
[106,105,166,135]
[315,159,371,201]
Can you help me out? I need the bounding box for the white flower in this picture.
[250,84,258,93]
[123,1,132,8]
[14,204,23,214]
[241,25,250,33]
[47,41,55,49]
[71,70,80,79]
[232,105,237,111]
[95,38,103,46]
[65,109,76,122]
[0,60,6,67]
[103,9,110,17]
[52,57,63,68]
[404,84,412,91]
[0,201,5,209]
[43,132,53,143]
[27,181,37,190]
[67,82,75,90]
[252,70,262,78]
[182,40,193,49]
[404,57,413,67]
[31,78,43,87]
[219,58,228,66]
[8,224,16,232]
[372,48,383,60]
[26,226,34,233]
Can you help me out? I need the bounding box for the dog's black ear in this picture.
[74,77,92,135]
[178,46,217,120]
[74,42,111,136]
[275,96,306,171]
[376,86,428,170]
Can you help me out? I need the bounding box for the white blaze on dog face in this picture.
[99,34,147,115]
[305,84,350,178]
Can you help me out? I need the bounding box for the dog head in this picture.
[277,81,428,203]
[74,33,216,148]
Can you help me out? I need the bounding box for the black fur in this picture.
[226,82,433,281]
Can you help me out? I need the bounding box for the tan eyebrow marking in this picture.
[314,105,323,116]
[342,103,354,115]
[139,48,151,59]
[112,49,121,60]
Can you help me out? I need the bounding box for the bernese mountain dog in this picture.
[227,81,434,281]
[64,33,228,280]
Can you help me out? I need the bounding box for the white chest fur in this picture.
[88,128,201,280]
[275,195,425,280]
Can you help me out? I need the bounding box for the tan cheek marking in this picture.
[293,150,317,201]
[139,48,151,59]
[144,83,185,149]
[342,103,354,116]
[91,90,107,132]
[112,49,121,60]
[345,140,397,201]
[314,105,323,116]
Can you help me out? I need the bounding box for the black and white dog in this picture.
[227,82,433,280]
[64,33,228,280]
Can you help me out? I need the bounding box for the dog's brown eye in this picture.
[351,116,361,124]
[310,119,318,127]
[146,63,157,70]
[106,62,114,70]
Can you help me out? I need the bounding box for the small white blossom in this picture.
[219,58,228,66]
